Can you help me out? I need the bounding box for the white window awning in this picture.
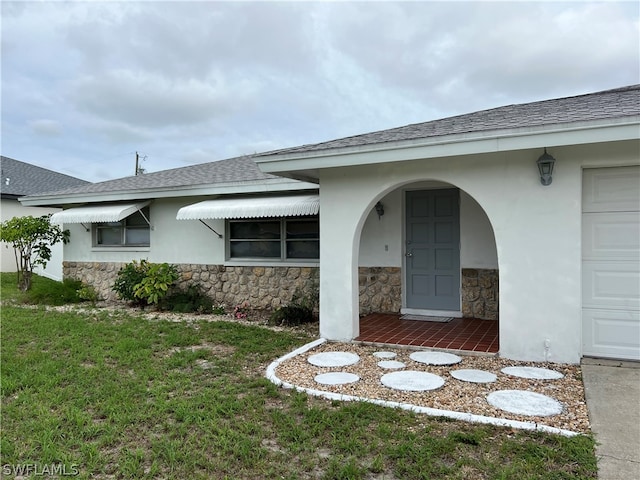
[176,195,319,220]
[50,201,150,225]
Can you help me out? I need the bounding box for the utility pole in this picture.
[135,152,147,175]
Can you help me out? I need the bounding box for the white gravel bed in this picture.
[274,342,590,434]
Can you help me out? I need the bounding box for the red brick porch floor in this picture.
[356,313,499,353]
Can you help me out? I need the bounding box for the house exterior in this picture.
[20,85,640,363]
[254,85,640,364]
[1,156,89,280]
[20,156,324,310]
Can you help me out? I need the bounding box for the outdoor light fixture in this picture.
[537,148,556,186]
[375,201,385,219]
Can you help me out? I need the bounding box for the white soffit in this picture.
[176,195,320,220]
[50,201,150,224]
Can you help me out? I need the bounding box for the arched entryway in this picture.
[354,181,499,353]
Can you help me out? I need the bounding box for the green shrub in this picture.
[212,304,226,315]
[160,284,214,314]
[77,284,100,306]
[269,286,318,326]
[133,262,179,306]
[25,278,84,306]
[113,260,150,306]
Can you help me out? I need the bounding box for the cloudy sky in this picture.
[2,1,638,183]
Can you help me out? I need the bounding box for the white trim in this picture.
[50,201,150,224]
[19,179,318,207]
[177,195,319,220]
[256,120,640,176]
[90,247,150,253]
[225,261,319,268]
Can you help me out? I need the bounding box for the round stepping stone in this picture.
[450,369,497,383]
[307,351,360,367]
[373,351,397,359]
[501,366,564,380]
[377,360,406,370]
[314,372,360,385]
[410,351,462,366]
[380,370,445,391]
[487,390,563,417]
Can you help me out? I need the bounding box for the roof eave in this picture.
[255,117,640,176]
[19,177,318,207]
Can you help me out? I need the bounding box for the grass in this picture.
[0,273,598,479]
[0,272,85,305]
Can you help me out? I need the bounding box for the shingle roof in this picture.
[25,155,278,197]
[258,85,640,156]
[0,156,90,198]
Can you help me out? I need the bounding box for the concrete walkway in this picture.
[582,359,640,480]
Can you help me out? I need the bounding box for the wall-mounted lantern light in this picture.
[375,201,385,219]
[537,148,556,186]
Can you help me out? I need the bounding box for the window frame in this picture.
[93,207,151,247]
[226,215,319,262]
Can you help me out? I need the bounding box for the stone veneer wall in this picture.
[359,267,402,314]
[461,268,499,320]
[63,261,319,309]
[63,262,498,320]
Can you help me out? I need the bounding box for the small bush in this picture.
[25,278,84,306]
[269,287,318,326]
[133,262,179,306]
[113,260,150,306]
[160,284,213,314]
[212,304,226,315]
[233,301,250,319]
[77,284,100,306]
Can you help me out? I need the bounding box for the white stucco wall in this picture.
[1,199,64,280]
[62,197,227,265]
[318,139,639,363]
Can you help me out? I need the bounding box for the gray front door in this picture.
[405,189,460,311]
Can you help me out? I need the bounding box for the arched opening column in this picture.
[317,171,373,340]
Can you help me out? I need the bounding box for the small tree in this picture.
[0,214,69,291]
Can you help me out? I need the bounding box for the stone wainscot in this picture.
[64,262,498,320]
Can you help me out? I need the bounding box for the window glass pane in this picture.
[125,227,150,245]
[230,240,280,258]
[286,240,319,259]
[286,219,319,239]
[97,227,122,245]
[230,221,280,240]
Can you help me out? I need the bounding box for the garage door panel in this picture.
[582,166,640,360]
[582,261,640,309]
[582,212,640,259]
[583,166,640,213]
[582,309,640,360]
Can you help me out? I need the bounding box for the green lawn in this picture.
[0,274,597,479]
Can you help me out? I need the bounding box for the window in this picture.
[94,208,150,246]
[228,216,319,261]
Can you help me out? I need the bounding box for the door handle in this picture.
[405,252,413,257]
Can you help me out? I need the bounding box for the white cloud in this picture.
[30,119,63,136]
[1,1,638,183]
[70,69,257,128]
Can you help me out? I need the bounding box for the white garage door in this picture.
[582,166,640,360]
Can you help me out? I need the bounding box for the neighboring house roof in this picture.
[20,155,316,207]
[0,156,90,199]
[258,85,640,157]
